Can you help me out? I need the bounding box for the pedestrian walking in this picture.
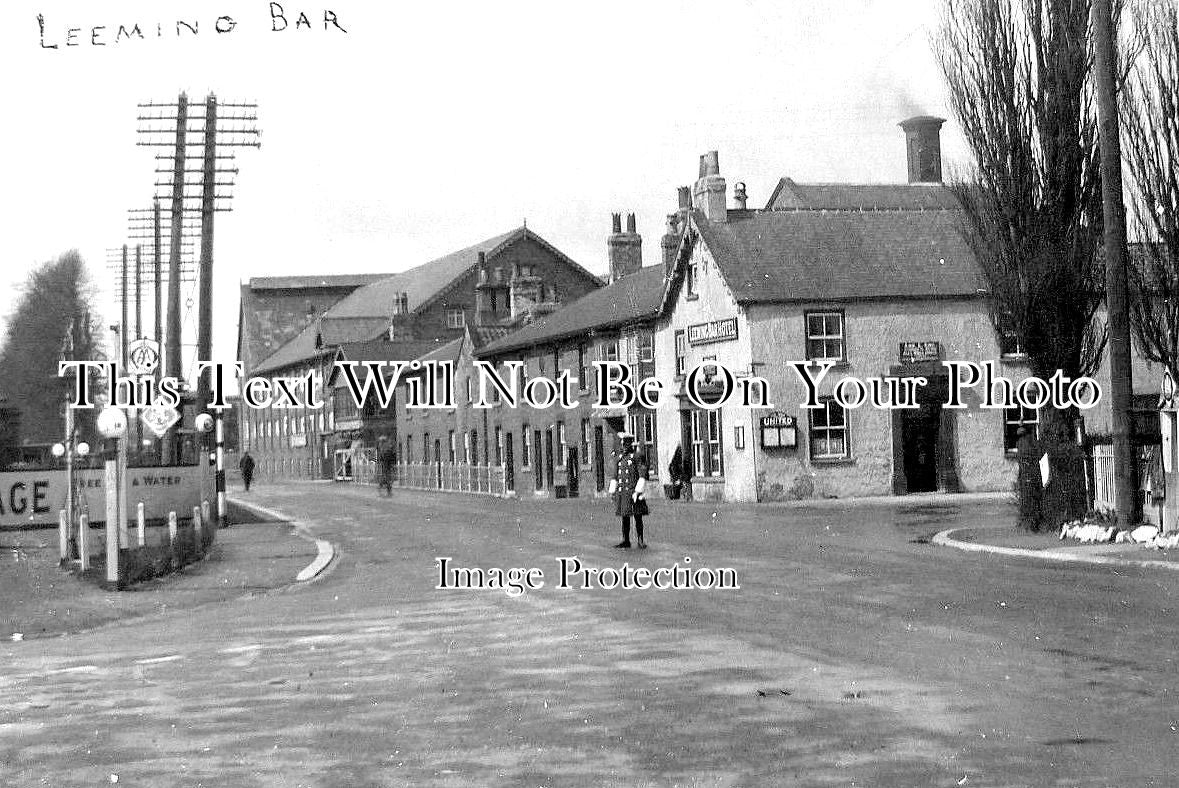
[239,451,256,492]
[377,436,396,497]
[608,432,649,549]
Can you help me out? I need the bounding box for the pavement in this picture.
[0,499,328,642]
[935,523,1179,571]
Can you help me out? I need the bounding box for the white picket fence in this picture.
[351,452,509,497]
[1090,444,1115,512]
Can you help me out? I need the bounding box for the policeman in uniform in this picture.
[608,432,649,549]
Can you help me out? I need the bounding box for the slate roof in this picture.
[689,207,983,304]
[251,320,333,376]
[765,178,962,212]
[478,265,667,356]
[248,274,391,290]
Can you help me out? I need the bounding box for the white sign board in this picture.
[1163,410,1176,474]
[0,466,210,527]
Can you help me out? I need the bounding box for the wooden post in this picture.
[168,510,178,547]
[193,505,202,551]
[136,502,146,547]
[104,458,119,586]
[58,509,69,565]
[78,513,90,571]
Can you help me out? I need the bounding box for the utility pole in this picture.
[197,95,218,411]
[121,244,129,370]
[1093,0,1136,525]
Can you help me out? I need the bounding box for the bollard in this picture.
[168,510,178,547]
[136,502,146,547]
[58,509,69,565]
[201,500,210,527]
[78,513,90,571]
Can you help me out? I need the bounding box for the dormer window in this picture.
[447,309,465,329]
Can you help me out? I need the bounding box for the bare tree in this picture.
[1126,2,1179,378]
[936,0,1109,529]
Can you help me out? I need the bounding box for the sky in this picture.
[0,0,966,379]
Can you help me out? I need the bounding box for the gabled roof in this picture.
[478,265,667,356]
[686,206,983,304]
[324,227,599,319]
[765,178,962,212]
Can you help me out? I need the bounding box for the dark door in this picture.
[544,429,555,491]
[594,426,605,492]
[567,448,579,497]
[902,385,942,493]
[534,429,544,490]
[505,434,515,492]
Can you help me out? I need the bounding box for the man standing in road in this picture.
[239,451,256,492]
[608,432,649,549]
[377,436,396,497]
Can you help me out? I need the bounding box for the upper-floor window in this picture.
[686,258,698,297]
[578,344,589,391]
[632,330,654,363]
[674,330,687,377]
[805,311,846,362]
[998,315,1026,358]
[600,338,619,363]
[447,309,465,329]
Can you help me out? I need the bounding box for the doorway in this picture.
[594,426,605,492]
[893,374,958,494]
[567,448,580,497]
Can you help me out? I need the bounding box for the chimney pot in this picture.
[899,115,946,183]
[611,213,622,234]
[699,151,720,178]
[625,213,636,233]
[677,186,691,210]
[733,182,748,210]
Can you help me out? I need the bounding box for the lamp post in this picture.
[97,406,127,587]
[194,412,221,528]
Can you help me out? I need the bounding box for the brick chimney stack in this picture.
[692,151,727,223]
[474,251,497,327]
[607,212,643,282]
[899,115,946,183]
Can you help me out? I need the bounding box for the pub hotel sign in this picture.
[898,341,941,364]
[688,318,738,346]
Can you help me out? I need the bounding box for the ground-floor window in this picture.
[557,423,567,468]
[629,412,659,474]
[495,426,503,466]
[809,398,849,460]
[522,423,531,469]
[686,410,723,477]
[1003,405,1039,453]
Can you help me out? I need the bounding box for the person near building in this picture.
[239,451,256,492]
[377,436,396,497]
[609,432,649,549]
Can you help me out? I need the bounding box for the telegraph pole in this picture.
[197,95,218,410]
[120,244,129,370]
[1093,0,1136,524]
[166,93,188,383]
